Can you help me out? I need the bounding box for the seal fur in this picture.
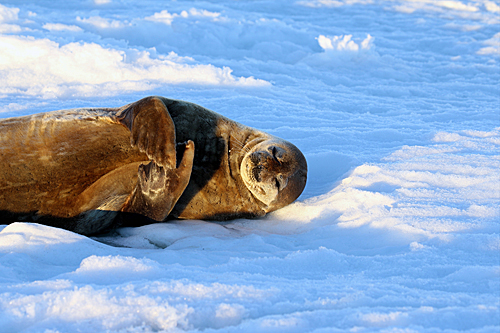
[0,97,307,235]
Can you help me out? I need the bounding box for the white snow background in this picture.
[0,0,499,332]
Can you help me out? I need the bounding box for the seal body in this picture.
[0,97,307,235]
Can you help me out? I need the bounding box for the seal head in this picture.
[240,138,307,212]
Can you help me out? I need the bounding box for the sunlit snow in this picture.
[0,0,499,332]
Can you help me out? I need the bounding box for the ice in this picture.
[317,34,373,52]
[478,32,500,55]
[145,8,222,25]
[0,34,268,99]
[0,0,499,332]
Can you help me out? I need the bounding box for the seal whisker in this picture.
[230,136,250,153]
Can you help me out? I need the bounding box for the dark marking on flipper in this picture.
[121,140,195,221]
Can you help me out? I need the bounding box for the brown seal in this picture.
[0,97,307,235]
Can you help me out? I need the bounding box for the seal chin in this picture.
[240,138,307,212]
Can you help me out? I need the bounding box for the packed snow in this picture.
[0,0,499,332]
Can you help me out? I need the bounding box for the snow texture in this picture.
[0,0,499,332]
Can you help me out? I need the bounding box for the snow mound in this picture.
[317,34,373,52]
[0,35,269,99]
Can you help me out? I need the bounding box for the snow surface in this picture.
[0,0,499,332]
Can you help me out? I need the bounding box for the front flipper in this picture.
[121,140,195,221]
[116,96,176,167]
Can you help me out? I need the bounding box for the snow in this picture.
[0,0,499,332]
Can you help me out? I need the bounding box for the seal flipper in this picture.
[116,96,176,167]
[121,140,195,221]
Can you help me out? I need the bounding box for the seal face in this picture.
[241,139,307,212]
[0,96,307,235]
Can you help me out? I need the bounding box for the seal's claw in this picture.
[178,140,195,169]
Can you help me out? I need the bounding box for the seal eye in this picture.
[275,178,280,191]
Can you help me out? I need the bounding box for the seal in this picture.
[0,97,307,235]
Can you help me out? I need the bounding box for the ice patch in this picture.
[390,0,500,24]
[77,16,128,29]
[188,8,222,19]
[0,4,18,22]
[300,0,500,26]
[145,8,222,25]
[317,34,373,52]
[145,281,272,300]
[95,220,239,249]
[300,0,497,17]
[145,10,178,25]
[42,23,83,32]
[485,0,500,13]
[57,255,164,284]
[432,131,465,142]
[0,4,21,33]
[1,278,270,331]
[305,33,377,67]
[0,285,193,332]
[214,303,247,328]
[362,311,408,326]
[76,255,158,273]
[409,241,427,251]
[0,23,21,33]
[0,35,269,98]
[477,32,500,56]
[298,0,374,7]
[392,0,479,14]
[462,129,500,138]
[0,223,111,267]
[0,223,89,249]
